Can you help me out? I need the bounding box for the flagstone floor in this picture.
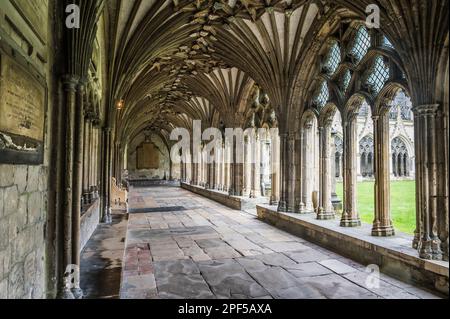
[119,186,442,299]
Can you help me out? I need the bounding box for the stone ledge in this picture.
[257,204,449,296]
[181,183,266,211]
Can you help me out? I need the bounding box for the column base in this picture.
[418,238,443,260]
[102,207,112,224]
[412,231,420,249]
[270,199,279,206]
[441,240,449,262]
[278,201,288,212]
[371,224,395,237]
[317,208,335,220]
[340,213,361,227]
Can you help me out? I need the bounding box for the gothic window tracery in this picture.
[324,42,341,75]
[366,55,390,94]
[391,137,410,177]
[360,136,374,178]
[314,81,329,109]
[350,26,371,63]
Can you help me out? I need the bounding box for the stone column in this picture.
[223,143,230,192]
[413,104,442,259]
[270,132,280,205]
[372,113,395,236]
[278,133,288,212]
[318,123,335,220]
[286,134,296,212]
[302,123,314,212]
[102,127,112,224]
[71,81,85,299]
[59,75,78,299]
[243,136,251,197]
[341,112,361,227]
[250,133,261,198]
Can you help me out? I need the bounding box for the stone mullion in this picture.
[341,114,361,227]
[102,127,113,224]
[372,114,395,236]
[318,124,334,220]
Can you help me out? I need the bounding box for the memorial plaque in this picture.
[0,52,46,165]
[137,142,160,169]
[10,0,49,45]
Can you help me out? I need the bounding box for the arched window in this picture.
[366,55,390,94]
[324,42,341,75]
[358,101,370,117]
[360,136,374,177]
[339,69,352,93]
[383,36,394,48]
[391,137,410,177]
[314,81,329,109]
[350,26,371,63]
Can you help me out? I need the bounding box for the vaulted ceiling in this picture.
[101,0,448,147]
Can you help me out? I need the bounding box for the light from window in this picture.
[314,81,329,108]
[367,55,390,94]
[324,42,341,75]
[351,26,371,63]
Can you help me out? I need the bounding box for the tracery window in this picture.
[350,26,371,63]
[314,81,329,109]
[360,136,374,178]
[340,69,352,93]
[324,42,341,75]
[358,101,370,117]
[383,36,394,48]
[391,137,410,177]
[366,55,390,94]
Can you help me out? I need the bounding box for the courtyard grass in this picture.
[335,180,416,234]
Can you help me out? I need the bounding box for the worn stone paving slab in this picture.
[119,186,443,300]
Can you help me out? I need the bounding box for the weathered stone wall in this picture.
[80,200,100,251]
[0,0,52,299]
[0,165,47,298]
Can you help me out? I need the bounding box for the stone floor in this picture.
[81,210,128,299]
[119,186,442,299]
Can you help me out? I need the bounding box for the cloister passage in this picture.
[0,0,448,300]
[80,185,439,299]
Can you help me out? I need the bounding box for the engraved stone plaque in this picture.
[0,52,46,164]
[137,142,160,169]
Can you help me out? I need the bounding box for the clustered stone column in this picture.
[250,132,261,198]
[317,121,335,220]
[372,112,395,236]
[270,133,280,205]
[341,112,361,227]
[412,104,444,260]
[301,122,314,212]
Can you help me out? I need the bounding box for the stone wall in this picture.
[0,0,52,299]
[0,165,47,299]
[80,200,100,252]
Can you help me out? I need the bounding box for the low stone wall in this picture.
[181,183,242,210]
[257,204,449,296]
[80,200,100,252]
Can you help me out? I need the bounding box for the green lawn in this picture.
[335,180,416,234]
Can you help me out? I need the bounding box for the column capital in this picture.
[412,104,439,115]
[62,75,80,92]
